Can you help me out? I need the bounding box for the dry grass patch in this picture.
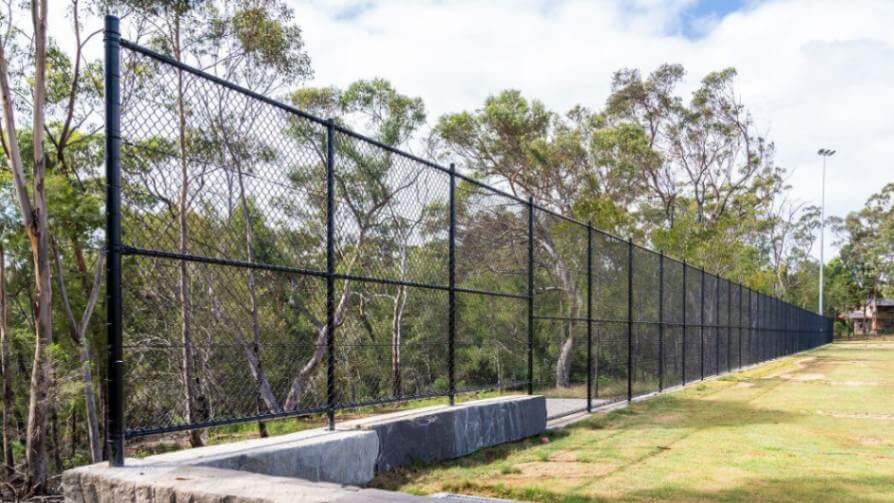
[373,340,894,502]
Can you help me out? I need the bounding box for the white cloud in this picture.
[287,0,894,260]
[47,0,894,260]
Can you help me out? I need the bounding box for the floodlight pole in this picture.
[817,148,835,316]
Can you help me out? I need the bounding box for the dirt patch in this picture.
[735,382,755,388]
[761,357,817,379]
[835,380,882,387]
[817,411,894,421]
[550,450,580,462]
[782,372,826,381]
[859,437,884,446]
[515,460,615,479]
[653,412,686,423]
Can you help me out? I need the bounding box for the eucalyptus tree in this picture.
[0,0,54,490]
[115,0,311,444]
[436,91,612,388]
[833,183,894,305]
[604,65,784,277]
[0,216,13,477]
[281,78,427,409]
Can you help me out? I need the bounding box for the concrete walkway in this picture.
[544,397,612,418]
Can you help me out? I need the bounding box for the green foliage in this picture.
[833,183,894,304]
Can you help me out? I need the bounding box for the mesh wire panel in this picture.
[723,278,733,373]
[592,231,629,402]
[332,281,449,407]
[531,209,589,404]
[730,283,742,370]
[662,257,684,388]
[716,276,727,375]
[631,246,660,396]
[119,47,330,435]
[454,182,528,394]
[745,289,755,365]
[684,264,702,383]
[455,182,527,296]
[331,131,450,287]
[455,291,528,393]
[703,273,718,378]
[120,48,327,271]
[122,256,329,434]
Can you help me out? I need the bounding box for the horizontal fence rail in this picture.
[103,16,833,465]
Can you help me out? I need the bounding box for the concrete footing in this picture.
[347,395,546,472]
[62,463,431,503]
[63,395,546,502]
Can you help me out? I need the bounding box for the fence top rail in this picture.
[116,36,830,322]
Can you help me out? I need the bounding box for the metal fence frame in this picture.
[103,16,833,466]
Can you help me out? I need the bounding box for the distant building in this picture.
[846,299,894,335]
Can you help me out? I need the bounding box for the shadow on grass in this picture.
[435,474,894,502]
[372,428,572,489]
[373,392,799,492]
[610,393,800,432]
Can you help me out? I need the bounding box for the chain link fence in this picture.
[103,18,833,464]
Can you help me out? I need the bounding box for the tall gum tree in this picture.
[436,92,613,388]
[0,0,52,491]
[117,0,311,440]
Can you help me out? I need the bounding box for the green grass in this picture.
[372,338,894,502]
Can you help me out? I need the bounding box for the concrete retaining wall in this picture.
[352,395,546,471]
[63,395,546,502]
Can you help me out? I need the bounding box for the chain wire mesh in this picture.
[110,38,833,440]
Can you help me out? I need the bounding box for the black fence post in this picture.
[682,261,687,386]
[448,164,456,406]
[700,268,705,381]
[627,239,634,401]
[325,119,336,430]
[104,14,124,467]
[586,222,593,412]
[527,197,534,396]
[658,252,664,392]
[738,284,743,369]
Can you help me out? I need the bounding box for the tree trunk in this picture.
[172,15,203,447]
[391,285,407,398]
[233,140,278,434]
[78,270,103,463]
[52,244,104,463]
[282,284,351,411]
[0,241,15,476]
[49,403,61,473]
[555,326,575,388]
[0,0,55,490]
[177,67,203,447]
[554,259,580,388]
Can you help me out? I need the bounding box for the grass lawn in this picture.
[372,338,894,502]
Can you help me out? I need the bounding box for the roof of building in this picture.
[874,299,894,307]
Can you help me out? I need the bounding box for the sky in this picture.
[50,0,894,260]
[282,0,894,260]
